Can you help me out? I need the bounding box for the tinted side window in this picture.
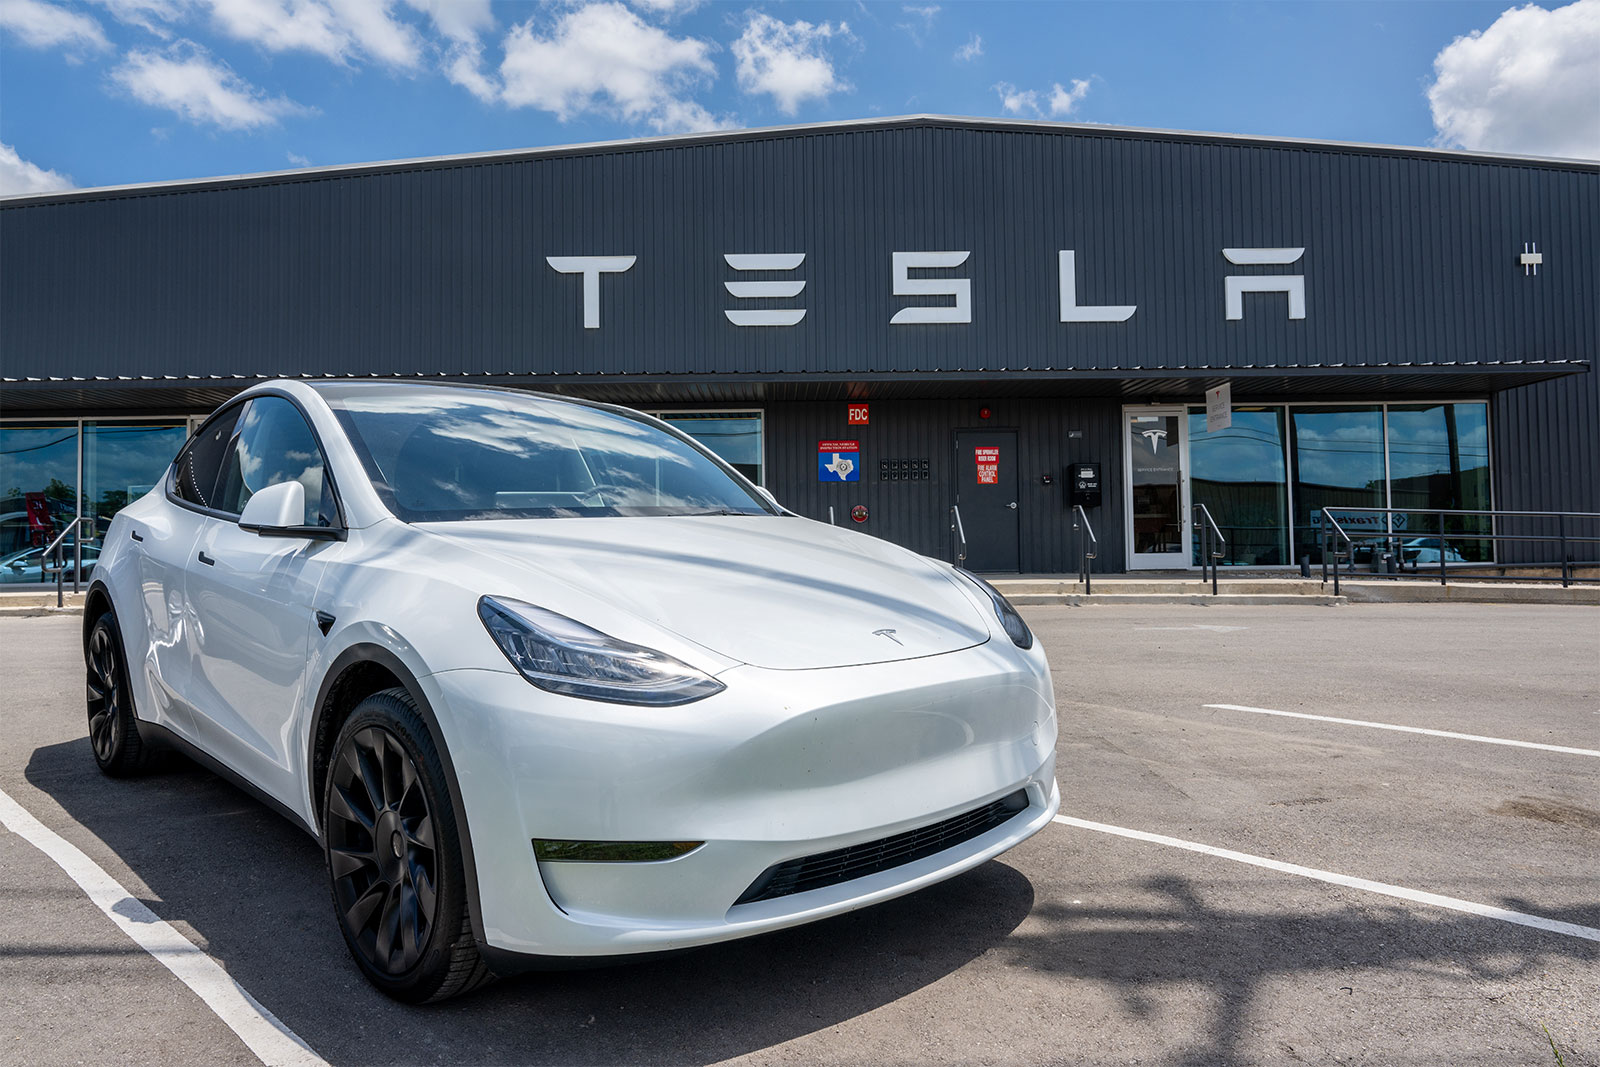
[212,397,337,526]
[172,406,243,510]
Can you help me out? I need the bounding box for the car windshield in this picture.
[319,385,776,522]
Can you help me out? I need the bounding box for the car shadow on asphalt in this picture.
[1006,874,1599,1067]
[25,737,1037,1065]
[29,738,1600,1066]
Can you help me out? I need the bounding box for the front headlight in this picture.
[478,596,726,706]
[953,569,1034,650]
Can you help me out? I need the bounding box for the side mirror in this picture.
[755,486,779,510]
[238,481,309,537]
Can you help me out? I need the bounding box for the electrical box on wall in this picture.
[878,458,931,481]
[1069,462,1102,508]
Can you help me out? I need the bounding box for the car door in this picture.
[132,403,245,733]
[184,395,342,810]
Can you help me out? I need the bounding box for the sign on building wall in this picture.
[847,404,870,425]
[975,447,1000,485]
[819,440,861,482]
[1206,382,1233,432]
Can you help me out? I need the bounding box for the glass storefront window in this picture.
[1189,407,1289,566]
[657,412,763,485]
[1386,403,1492,562]
[83,421,190,535]
[1,424,81,583]
[1291,406,1387,563]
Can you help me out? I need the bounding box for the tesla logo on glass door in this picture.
[1139,429,1168,452]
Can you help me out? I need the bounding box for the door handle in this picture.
[197,551,215,567]
[129,529,144,542]
[1006,502,1018,510]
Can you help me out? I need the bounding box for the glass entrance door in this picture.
[1124,408,1191,570]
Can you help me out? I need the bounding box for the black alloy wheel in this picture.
[85,611,154,775]
[322,689,492,1002]
[327,724,439,976]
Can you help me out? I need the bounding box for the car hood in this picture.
[415,515,992,670]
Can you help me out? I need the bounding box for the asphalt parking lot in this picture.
[2,603,1597,1067]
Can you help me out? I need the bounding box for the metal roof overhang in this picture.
[1,362,1588,418]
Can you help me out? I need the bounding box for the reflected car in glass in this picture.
[83,380,1059,1002]
[2,542,99,584]
[1401,537,1467,565]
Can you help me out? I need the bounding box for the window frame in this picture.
[165,391,348,533]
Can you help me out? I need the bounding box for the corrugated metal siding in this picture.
[4,122,1594,384]
[3,117,1596,566]
[768,398,1124,572]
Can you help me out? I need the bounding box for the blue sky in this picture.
[2,0,1596,194]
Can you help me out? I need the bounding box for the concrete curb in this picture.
[1008,593,1346,607]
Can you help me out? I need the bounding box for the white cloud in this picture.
[1049,78,1089,116]
[112,43,310,129]
[200,0,425,68]
[203,0,347,61]
[994,78,1091,118]
[954,33,981,61]
[400,0,489,43]
[286,150,311,166]
[896,3,937,44]
[324,0,423,67]
[0,0,112,52]
[627,0,701,14]
[0,142,75,195]
[496,2,721,132]
[732,11,852,115]
[993,82,1038,115]
[88,0,186,35]
[1427,0,1600,159]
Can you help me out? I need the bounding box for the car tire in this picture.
[322,687,494,1003]
[85,609,158,776]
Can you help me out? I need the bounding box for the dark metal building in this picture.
[3,115,1596,575]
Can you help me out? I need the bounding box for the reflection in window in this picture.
[84,422,189,535]
[658,413,763,485]
[0,424,79,583]
[1189,408,1288,566]
[213,398,336,526]
[1129,414,1183,554]
[1291,406,1387,563]
[1386,403,1492,562]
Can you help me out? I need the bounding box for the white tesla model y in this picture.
[84,380,1059,1001]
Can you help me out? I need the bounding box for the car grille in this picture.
[733,789,1031,906]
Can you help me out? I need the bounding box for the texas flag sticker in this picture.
[818,440,860,482]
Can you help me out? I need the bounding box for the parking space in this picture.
[2,604,1597,1066]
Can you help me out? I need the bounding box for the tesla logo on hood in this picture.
[872,628,903,645]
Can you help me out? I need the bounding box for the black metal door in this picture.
[955,430,1020,571]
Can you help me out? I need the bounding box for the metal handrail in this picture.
[1071,504,1097,595]
[950,505,968,566]
[41,516,94,608]
[1192,503,1227,595]
[1318,509,1355,595]
[1316,505,1600,590]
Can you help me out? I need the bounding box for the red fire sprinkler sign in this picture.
[974,446,1000,485]
[847,404,869,425]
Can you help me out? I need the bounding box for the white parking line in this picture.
[1203,703,1600,758]
[1054,815,1600,943]
[0,786,327,1067]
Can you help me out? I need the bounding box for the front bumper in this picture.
[423,637,1058,958]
